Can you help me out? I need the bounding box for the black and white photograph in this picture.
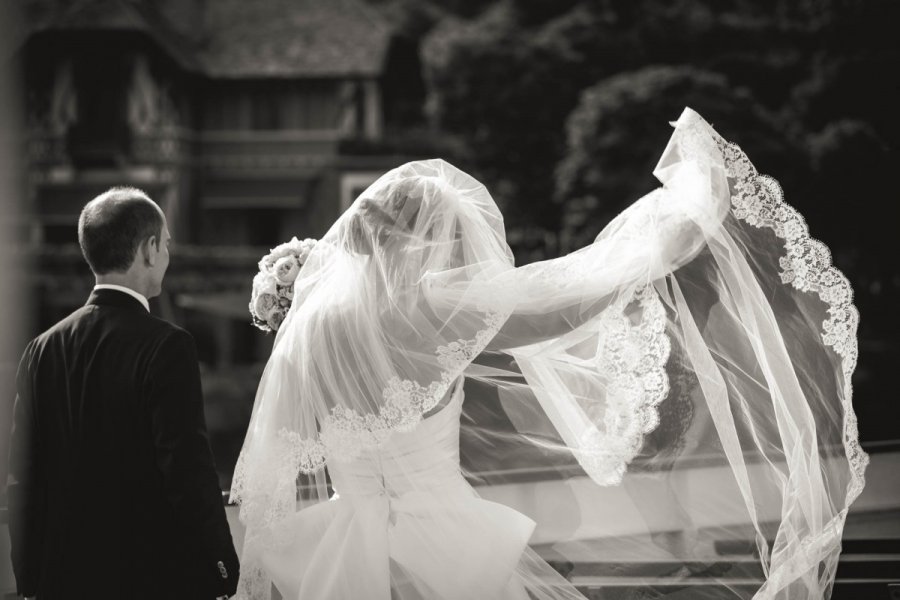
[1,0,898,598]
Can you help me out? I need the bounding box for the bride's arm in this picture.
[426,161,719,353]
[484,199,713,351]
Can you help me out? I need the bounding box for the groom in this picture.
[7,188,239,599]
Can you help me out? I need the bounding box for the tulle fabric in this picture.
[231,108,865,600]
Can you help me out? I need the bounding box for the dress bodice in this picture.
[328,378,466,500]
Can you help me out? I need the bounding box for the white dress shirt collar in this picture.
[93,284,150,312]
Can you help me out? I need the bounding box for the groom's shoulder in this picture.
[149,317,194,345]
[141,315,199,354]
[30,304,95,346]
[133,313,197,354]
[32,303,192,350]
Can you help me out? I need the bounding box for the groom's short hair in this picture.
[78,187,164,275]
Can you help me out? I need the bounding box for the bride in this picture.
[231,108,865,600]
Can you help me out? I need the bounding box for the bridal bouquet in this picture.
[249,237,317,332]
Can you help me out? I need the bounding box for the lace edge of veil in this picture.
[574,112,867,500]
[689,111,867,504]
[575,284,672,486]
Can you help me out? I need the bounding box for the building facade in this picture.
[15,0,431,365]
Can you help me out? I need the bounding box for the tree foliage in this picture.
[555,65,785,250]
[417,0,897,253]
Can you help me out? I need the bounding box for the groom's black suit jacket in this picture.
[7,288,240,599]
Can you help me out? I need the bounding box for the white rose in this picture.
[297,238,317,259]
[270,237,300,261]
[252,271,278,296]
[253,292,278,320]
[274,256,301,285]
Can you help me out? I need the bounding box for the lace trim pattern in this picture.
[682,115,868,502]
[231,430,316,599]
[577,284,671,485]
[233,563,270,600]
[230,428,315,525]
[264,307,507,475]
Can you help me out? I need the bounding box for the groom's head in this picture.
[78,187,171,298]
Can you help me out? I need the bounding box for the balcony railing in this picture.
[198,129,341,172]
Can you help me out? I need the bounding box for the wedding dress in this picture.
[231,108,865,600]
[255,377,585,600]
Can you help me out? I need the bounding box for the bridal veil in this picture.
[231,108,865,600]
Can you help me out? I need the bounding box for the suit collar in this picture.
[87,287,151,312]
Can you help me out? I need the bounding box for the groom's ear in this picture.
[141,235,159,267]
